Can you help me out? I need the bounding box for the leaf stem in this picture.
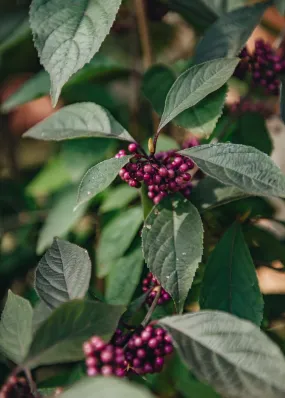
[141,285,161,327]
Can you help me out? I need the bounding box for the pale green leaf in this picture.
[101,185,139,213]
[97,206,143,277]
[106,247,144,306]
[76,156,132,209]
[23,102,134,142]
[29,0,122,105]
[37,185,88,254]
[0,291,33,364]
[180,143,285,198]
[142,195,203,312]
[25,300,124,368]
[60,377,155,398]
[36,238,91,310]
[158,58,238,131]
[160,311,285,398]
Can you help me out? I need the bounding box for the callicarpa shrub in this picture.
[1,1,285,398]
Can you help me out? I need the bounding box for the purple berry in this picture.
[128,143,139,153]
[159,167,168,177]
[144,164,154,173]
[101,365,113,376]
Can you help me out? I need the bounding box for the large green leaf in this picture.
[76,156,132,209]
[200,222,263,325]
[180,143,285,198]
[142,195,203,312]
[97,206,143,277]
[25,300,124,369]
[23,102,134,142]
[158,58,238,130]
[231,112,273,155]
[36,238,91,310]
[160,311,285,398]
[142,65,227,136]
[191,177,249,212]
[0,291,33,364]
[100,185,139,213]
[60,377,155,398]
[29,0,122,105]
[193,2,269,64]
[32,301,52,333]
[37,185,88,254]
[106,247,144,306]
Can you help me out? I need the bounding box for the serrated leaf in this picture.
[158,58,238,131]
[142,65,227,135]
[76,156,132,208]
[106,247,144,306]
[191,176,249,212]
[97,206,143,277]
[25,300,124,369]
[160,311,285,398]
[59,377,155,398]
[36,238,91,310]
[142,195,203,312]
[194,2,269,64]
[200,222,263,325]
[101,185,139,213]
[23,102,134,142]
[37,185,88,254]
[180,143,285,198]
[0,291,33,364]
[29,0,122,105]
[231,112,273,155]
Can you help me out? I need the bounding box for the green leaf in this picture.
[0,13,30,54]
[23,102,134,142]
[60,138,115,182]
[29,0,122,105]
[26,157,71,197]
[36,238,91,310]
[200,222,263,325]
[25,300,124,369]
[143,65,227,135]
[160,311,285,398]
[101,185,139,213]
[37,185,88,254]
[0,291,33,364]
[193,2,269,64]
[1,71,50,113]
[142,195,203,312]
[59,377,155,398]
[106,247,144,306]
[76,156,132,209]
[231,112,273,155]
[191,176,249,212]
[158,58,239,130]
[97,206,143,277]
[180,143,285,198]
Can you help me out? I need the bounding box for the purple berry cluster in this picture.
[0,376,34,398]
[236,39,285,95]
[124,325,173,375]
[83,336,126,378]
[84,326,174,378]
[117,142,196,204]
[142,272,171,305]
[229,99,274,119]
